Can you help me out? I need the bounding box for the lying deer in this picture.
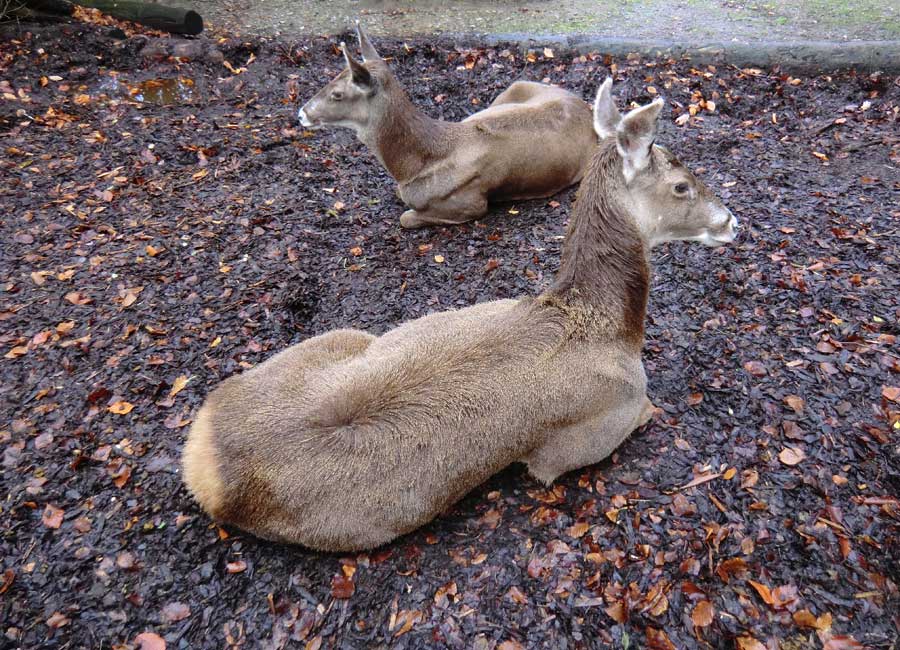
[298,24,596,228]
[184,79,737,551]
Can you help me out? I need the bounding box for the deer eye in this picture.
[330,90,344,101]
[674,182,690,196]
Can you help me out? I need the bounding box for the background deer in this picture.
[298,24,596,228]
[184,80,736,551]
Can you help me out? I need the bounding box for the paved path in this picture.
[174,0,900,71]
[180,0,898,42]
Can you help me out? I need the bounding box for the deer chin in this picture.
[698,231,736,247]
[298,107,320,130]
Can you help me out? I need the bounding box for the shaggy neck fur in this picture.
[547,140,649,347]
[361,73,455,184]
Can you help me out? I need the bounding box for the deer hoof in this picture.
[400,210,427,229]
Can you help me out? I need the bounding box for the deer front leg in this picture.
[524,396,655,485]
[399,189,489,229]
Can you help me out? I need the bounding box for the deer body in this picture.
[185,80,736,551]
[299,27,595,228]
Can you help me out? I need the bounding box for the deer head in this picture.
[298,23,396,134]
[592,78,737,248]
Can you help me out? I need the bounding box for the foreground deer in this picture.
[298,24,596,228]
[184,80,737,551]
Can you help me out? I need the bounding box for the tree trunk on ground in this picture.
[75,0,202,35]
[20,0,204,34]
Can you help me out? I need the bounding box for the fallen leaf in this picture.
[46,611,70,629]
[743,360,767,377]
[736,636,766,650]
[116,551,136,569]
[393,610,421,637]
[169,375,190,398]
[793,609,817,627]
[691,600,714,627]
[499,641,524,650]
[741,469,759,489]
[543,47,554,58]
[331,574,355,599]
[64,291,92,305]
[784,395,805,413]
[748,580,774,605]
[882,386,900,402]
[779,447,806,466]
[604,601,627,623]
[42,504,64,529]
[715,557,748,582]
[161,602,190,623]
[567,521,590,538]
[645,627,677,650]
[433,255,445,264]
[823,637,864,650]
[135,632,166,650]
[0,569,14,595]
[108,401,134,415]
[226,560,247,574]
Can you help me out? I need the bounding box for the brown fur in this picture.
[298,26,596,228]
[183,87,736,551]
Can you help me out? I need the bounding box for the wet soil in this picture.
[1,19,899,650]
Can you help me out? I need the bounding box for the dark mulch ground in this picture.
[1,16,898,650]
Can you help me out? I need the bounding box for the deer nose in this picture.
[298,106,313,127]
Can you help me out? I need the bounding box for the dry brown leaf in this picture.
[792,609,817,627]
[779,446,806,466]
[499,641,525,650]
[226,560,247,574]
[691,600,714,627]
[743,360,767,377]
[882,386,900,402]
[169,375,190,398]
[748,580,774,605]
[135,632,166,650]
[823,637,864,650]
[567,521,590,538]
[604,601,627,623]
[715,557,748,582]
[108,401,134,415]
[161,602,191,623]
[741,469,759,489]
[46,611,70,629]
[736,636,766,650]
[645,627,677,650]
[42,503,64,529]
[331,573,354,599]
[784,395,805,413]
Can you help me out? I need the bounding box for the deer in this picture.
[298,23,597,228]
[183,79,737,552]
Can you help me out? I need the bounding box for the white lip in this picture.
[298,106,314,128]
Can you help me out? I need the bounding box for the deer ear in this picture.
[341,41,372,88]
[356,21,382,62]
[593,77,621,139]
[616,98,663,182]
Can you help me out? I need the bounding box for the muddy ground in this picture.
[1,17,899,650]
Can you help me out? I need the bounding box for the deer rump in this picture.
[186,297,643,552]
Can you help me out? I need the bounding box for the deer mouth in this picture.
[297,107,319,130]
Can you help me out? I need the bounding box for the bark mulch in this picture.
[1,16,898,650]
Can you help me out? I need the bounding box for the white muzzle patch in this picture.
[298,106,313,128]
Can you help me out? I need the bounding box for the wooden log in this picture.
[22,0,75,15]
[72,0,203,35]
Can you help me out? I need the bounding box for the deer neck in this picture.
[360,86,453,184]
[547,142,650,347]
